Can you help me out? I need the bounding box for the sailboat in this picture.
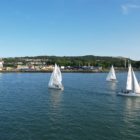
[118,64,140,97]
[48,64,64,90]
[106,65,117,82]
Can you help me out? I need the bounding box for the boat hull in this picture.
[117,92,140,97]
[106,79,118,82]
[48,85,64,91]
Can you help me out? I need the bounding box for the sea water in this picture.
[0,73,140,140]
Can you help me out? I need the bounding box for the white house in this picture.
[0,60,3,71]
[17,65,29,70]
[61,66,65,70]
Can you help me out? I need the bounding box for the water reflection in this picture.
[122,98,140,126]
[123,98,140,114]
[48,89,63,109]
[0,73,3,79]
[48,89,63,128]
[107,82,117,91]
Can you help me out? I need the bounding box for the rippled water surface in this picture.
[0,72,140,140]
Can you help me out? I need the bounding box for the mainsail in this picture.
[106,65,116,81]
[126,64,132,91]
[132,69,140,94]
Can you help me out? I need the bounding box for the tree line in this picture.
[3,55,140,68]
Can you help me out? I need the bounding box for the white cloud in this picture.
[121,4,140,14]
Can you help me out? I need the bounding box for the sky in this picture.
[0,0,140,60]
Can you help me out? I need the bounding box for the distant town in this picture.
[0,55,139,72]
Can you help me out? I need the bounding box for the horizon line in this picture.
[0,54,131,59]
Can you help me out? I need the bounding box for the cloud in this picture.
[121,4,140,14]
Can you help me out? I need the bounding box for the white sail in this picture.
[48,64,63,90]
[126,64,132,91]
[48,64,56,87]
[106,65,116,81]
[132,69,140,94]
[56,65,62,84]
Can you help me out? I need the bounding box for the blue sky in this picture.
[0,0,140,60]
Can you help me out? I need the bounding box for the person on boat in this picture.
[125,90,130,94]
[121,89,129,94]
[54,84,59,88]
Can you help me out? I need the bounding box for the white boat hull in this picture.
[106,79,118,82]
[117,92,140,97]
[48,85,64,90]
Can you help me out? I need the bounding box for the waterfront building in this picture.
[0,59,4,71]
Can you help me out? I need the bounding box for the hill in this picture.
[2,55,140,68]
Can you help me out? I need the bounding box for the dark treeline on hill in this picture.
[3,55,140,68]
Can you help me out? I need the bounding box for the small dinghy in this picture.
[48,64,64,90]
[106,65,117,82]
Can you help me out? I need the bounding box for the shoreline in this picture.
[0,69,136,73]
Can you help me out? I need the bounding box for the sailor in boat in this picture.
[54,84,59,88]
[121,89,131,94]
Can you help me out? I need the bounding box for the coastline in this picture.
[0,69,134,73]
